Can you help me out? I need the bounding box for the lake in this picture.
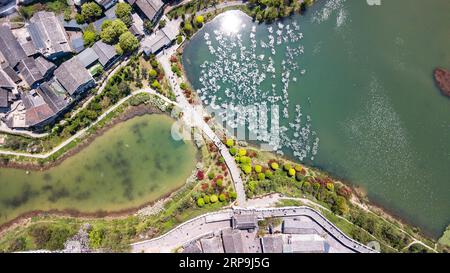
[0,114,197,225]
[182,0,450,237]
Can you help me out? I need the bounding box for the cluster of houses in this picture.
[0,0,179,132]
[181,214,343,253]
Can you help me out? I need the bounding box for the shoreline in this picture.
[0,104,164,171]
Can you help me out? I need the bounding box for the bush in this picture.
[118,31,139,53]
[265,170,273,179]
[242,165,252,174]
[258,173,266,180]
[283,164,292,171]
[208,172,214,179]
[240,156,251,164]
[288,168,296,177]
[81,2,102,22]
[196,170,204,180]
[149,69,158,78]
[151,80,161,90]
[238,148,247,156]
[229,191,237,200]
[229,147,237,155]
[210,194,218,203]
[216,179,223,188]
[271,162,279,170]
[254,165,262,173]
[326,183,334,191]
[204,195,210,204]
[225,138,234,147]
[177,35,183,44]
[219,193,226,202]
[294,165,303,172]
[197,197,205,207]
[295,172,303,181]
[195,15,204,27]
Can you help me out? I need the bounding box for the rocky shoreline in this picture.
[434,68,450,96]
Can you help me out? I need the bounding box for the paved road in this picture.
[157,45,247,206]
[0,88,173,158]
[130,206,377,253]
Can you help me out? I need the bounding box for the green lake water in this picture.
[182,0,450,237]
[0,114,197,225]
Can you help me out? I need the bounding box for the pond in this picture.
[0,114,197,225]
[182,0,450,237]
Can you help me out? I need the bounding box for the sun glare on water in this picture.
[220,12,242,34]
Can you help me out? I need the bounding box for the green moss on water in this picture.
[0,115,197,226]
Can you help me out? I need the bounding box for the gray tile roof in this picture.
[28,11,72,58]
[0,68,15,89]
[0,87,9,108]
[200,236,225,253]
[283,240,327,253]
[38,78,70,114]
[54,57,93,95]
[282,217,318,235]
[76,47,99,68]
[261,236,283,253]
[142,30,170,54]
[92,41,117,67]
[35,56,56,78]
[21,90,55,127]
[134,0,163,21]
[18,57,43,87]
[232,214,258,230]
[0,24,27,68]
[221,229,244,253]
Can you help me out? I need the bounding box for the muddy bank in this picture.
[0,104,164,171]
[434,68,450,96]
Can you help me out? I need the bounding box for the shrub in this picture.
[240,156,251,164]
[180,82,187,90]
[265,170,273,179]
[238,148,247,156]
[229,147,237,155]
[229,191,237,200]
[270,162,279,170]
[326,183,334,191]
[295,172,303,181]
[258,173,266,180]
[225,139,234,147]
[216,179,223,188]
[242,165,252,174]
[196,170,204,180]
[283,164,292,171]
[294,165,303,172]
[208,172,215,179]
[204,195,210,204]
[197,197,205,207]
[254,165,262,173]
[248,181,257,192]
[219,193,226,202]
[288,168,296,177]
[195,15,204,26]
[149,69,157,78]
[151,80,161,90]
[177,35,183,44]
[210,194,218,203]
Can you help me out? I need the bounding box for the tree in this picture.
[258,173,266,180]
[144,20,153,33]
[115,2,133,26]
[197,197,205,207]
[242,164,252,174]
[118,31,139,53]
[177,35,183,44]
[270,162,279,170]
[254,165,262,173]
[204,195,210,204]
[101,19,112,30]
[195,15,204,27]
[81,2,102,22]
[149,69,158,78]
[288,168,296,177]
[326,183,334,191]
[151,80,161,90]
[265,170,273,179]
[75,13,85,24]
[158,19,166,29]
[83,30,96,46]
[219,193,226,202]
[89,226,105,248]
[226,139,234,147]
[216,179,223,188]
[210,194,218,203]
[183,22,193,35]
[229,147,237,155]
[101,19,128,44]
[238,148,247,156]
[283,163,292,171]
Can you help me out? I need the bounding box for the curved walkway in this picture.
[157,46,247,206]
[130,206,377,253]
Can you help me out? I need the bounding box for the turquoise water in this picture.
[182,0,450,237]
